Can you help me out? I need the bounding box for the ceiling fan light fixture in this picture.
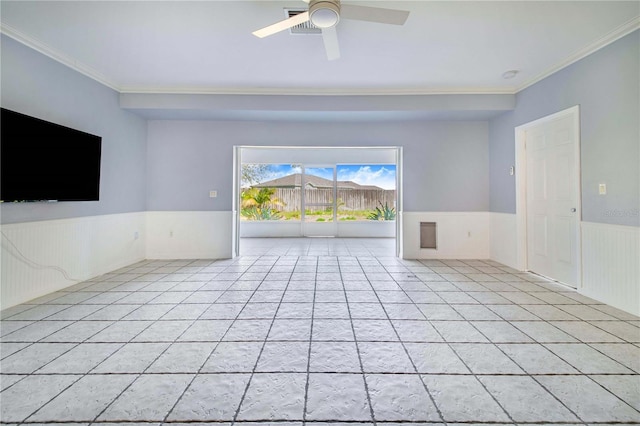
[309,1,340,28]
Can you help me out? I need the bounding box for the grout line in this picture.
[338,257,377,426]
[411,261,592,423]
[1,370,637,377]
[407,261,631,423]
[1,250,638,424]
[92,257,259,424]
[229,254,302,425]
[301,256,319,424]
[356,256,446,424]
[388,259,594,423]
[19,276,172,423]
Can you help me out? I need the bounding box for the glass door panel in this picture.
[336,164,397,222]
[303,166,337,236]
[240,163,301,221]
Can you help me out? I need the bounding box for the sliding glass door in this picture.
[237,158,397,240]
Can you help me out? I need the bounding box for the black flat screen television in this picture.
[1,108,102,202]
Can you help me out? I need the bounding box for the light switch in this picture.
[209,190,217,198]
[598,184,606,195]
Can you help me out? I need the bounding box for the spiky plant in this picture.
[367,201,396,221]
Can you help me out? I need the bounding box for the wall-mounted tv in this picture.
[1,108,102,202]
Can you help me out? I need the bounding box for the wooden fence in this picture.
[266,188,396,212]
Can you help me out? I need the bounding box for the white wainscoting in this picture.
[240,222,302,238]
[581,222,640,316]
[402,212,490,259]
[0,212,146,310]
[240,221,395,238]
[337,221,396,238]
[146,211,233,259]
[489,212,518,269]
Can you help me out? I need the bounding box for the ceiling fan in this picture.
[252,0,410,61]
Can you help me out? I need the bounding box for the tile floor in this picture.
[1,237,638,425]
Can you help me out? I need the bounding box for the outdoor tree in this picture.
[240,187,285,220]
[241,164,270,187]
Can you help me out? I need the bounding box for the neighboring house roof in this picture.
[253,173,385,190]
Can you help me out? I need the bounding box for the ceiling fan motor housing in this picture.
[309,0,341,28]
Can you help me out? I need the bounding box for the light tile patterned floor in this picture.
[1,238,638,425]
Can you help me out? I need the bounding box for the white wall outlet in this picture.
[209,190,217,198]
[509,166,514,176]
[134,231,139,240]
[169,230,173,237]
[599,183,607,195]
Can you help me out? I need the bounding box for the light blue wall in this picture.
[489,30,639,227]
[146,120,490,212]
[11,28,635,224]
[0,35,148,224]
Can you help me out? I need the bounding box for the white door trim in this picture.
[515,105,582,287]
[396,146,404,258]
[232,146,241,258]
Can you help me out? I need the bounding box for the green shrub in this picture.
[241,206,282,221]
[240,187,285,221]
[339,216,357,221]
[367,201,396,221]
[282,211,301,220]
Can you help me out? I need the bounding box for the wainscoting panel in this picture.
[337,221,396,238]
[146,211,233,259]
[581,221,639,316]
[402,212,490,259]
[1,212,146,310]
[240,220,395,238]
[240,222,302,238]
[489,212,518,269]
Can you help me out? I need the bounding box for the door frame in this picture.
[514,105,582,287]
[233,146,403,257]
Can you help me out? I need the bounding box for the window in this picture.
[336,165,396,221]
[240,163,301,221]
[240,163,396,222]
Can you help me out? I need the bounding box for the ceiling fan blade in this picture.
[252,11,310,38]
[322,26,340,61]
[340,4,409,25]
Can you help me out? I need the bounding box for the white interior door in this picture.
[525,113,580,287]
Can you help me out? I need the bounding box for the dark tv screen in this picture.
[1,108,102,202]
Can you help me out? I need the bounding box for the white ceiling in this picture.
[1,0,638,95]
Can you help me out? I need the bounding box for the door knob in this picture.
[571,208,576,212]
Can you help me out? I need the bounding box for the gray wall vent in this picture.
[420,222,437,249]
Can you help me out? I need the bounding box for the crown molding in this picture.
[0,22,120,92]
[118,86,516,96]
[516,16,640,93]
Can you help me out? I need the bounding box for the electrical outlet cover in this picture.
[598,184,606,195]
